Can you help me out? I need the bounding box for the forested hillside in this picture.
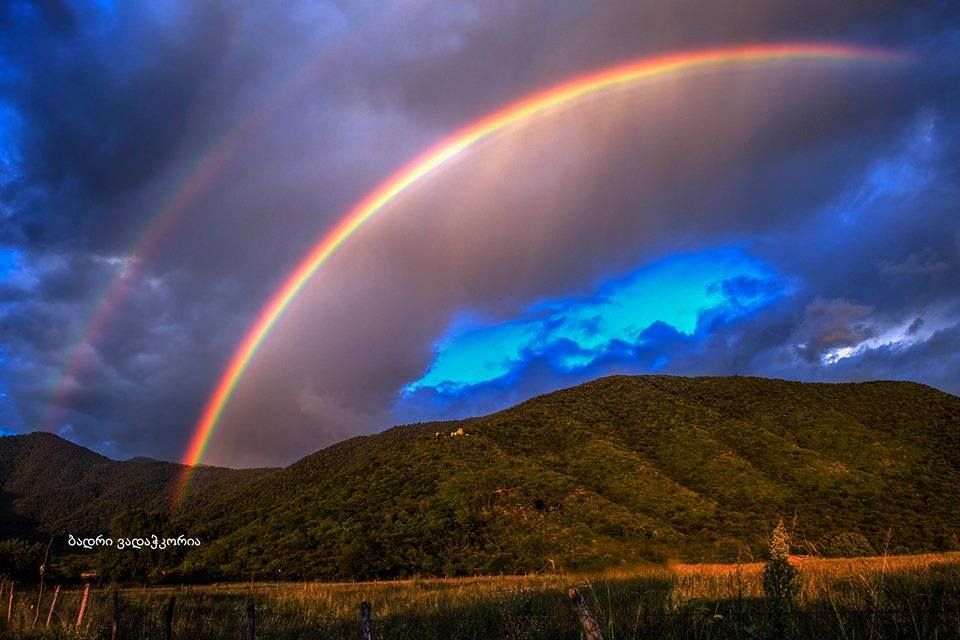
[2,376,958,581]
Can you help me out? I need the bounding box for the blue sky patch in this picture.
[403,246,785,396]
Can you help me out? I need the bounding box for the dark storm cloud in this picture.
[0,0,76,32]
[1,0,958,466]
[880,248,951,276]
[827,321,960,387]
[0,0,403,460]
[2,3,222,248]
[348,1,958,132]
[791,298,876,364]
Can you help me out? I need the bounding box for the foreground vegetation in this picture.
[2,553,959,639]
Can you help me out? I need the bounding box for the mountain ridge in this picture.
[2,375,958,581]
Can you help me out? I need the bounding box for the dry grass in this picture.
[2,552,959,639]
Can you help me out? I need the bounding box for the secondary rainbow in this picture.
[177,43,903,496]
[39,3,422,434]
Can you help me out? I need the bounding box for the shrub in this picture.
[762,520,797,639]
[823,531,875,557]
[0,538,45,580]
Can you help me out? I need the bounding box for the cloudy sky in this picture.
[1,1,958,467]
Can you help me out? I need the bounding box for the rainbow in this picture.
[38,3,422,434]
[176,43,903,500]
[39,56,310,434]
[40,135,245,434]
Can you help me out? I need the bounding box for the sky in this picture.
[1,0,958,467]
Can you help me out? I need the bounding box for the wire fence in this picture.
[1,578,959,640]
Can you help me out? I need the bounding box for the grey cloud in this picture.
[2,1,959,466]
[802,322,960,393]
[880,248,951,276]
[907,317,925,335]
[790,298,876,363]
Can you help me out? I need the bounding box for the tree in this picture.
[762,519,797,639]
[96,509,177,583]
[823,531,875,557]
[0,539,45,580]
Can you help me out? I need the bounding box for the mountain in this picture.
[0,431,271,540]
[2,376,959,581]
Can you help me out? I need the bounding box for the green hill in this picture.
[0,432,270,540]
[2,376,959,581]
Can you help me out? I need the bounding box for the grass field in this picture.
[2,552,959,639]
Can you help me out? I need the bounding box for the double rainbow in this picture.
[39,3,420,434]
[176,43,902,500]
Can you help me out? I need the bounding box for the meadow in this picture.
[2,552,959,639]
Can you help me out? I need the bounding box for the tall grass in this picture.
[2,553,959,639]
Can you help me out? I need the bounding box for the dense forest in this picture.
[2,375,958,583]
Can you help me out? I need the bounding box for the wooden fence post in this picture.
[6,580,12,623]
[164,596,176,640]
[75,583,90,632]
[246,598,256,640]
[110,589,120,640]
[33,537,51,629]
[32,577,44,628]
[568,588,604,640]
[360,601,374,640]
[46,585,60,628]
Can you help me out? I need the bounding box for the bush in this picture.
[762,520,797,639]
[823,531,875,557]
[0,538,45,580]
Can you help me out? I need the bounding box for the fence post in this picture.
[246,598,256,640]
[46,585,60,628]
[164,596,175,640]
[110,589,120,640]
[32,575,44,628]
[360,601,374,640]
[75,583,89,632]
[6,580,12,623]
[568,588,604,640]
[33,537,51,629]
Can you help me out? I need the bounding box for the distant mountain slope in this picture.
[2,376,958,581]
[0,432,272,539]
[179,376,960,579]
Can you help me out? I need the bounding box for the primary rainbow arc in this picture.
[177,43,902,500]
